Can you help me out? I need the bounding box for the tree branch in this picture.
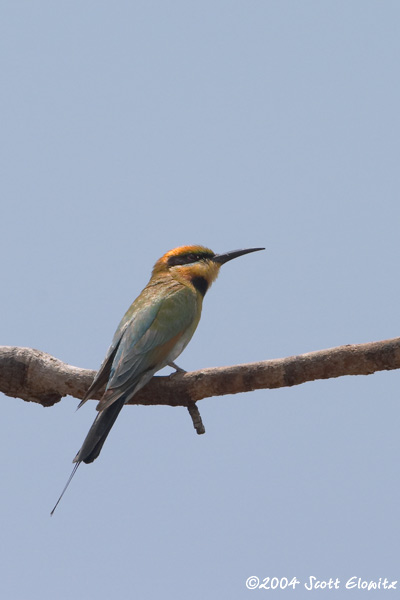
[1,338,399,409]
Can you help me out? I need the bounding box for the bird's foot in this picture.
[168,361,187,374]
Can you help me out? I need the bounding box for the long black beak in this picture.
[213,247,265,265]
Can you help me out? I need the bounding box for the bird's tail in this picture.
[50,398,125,515]
[74,398,125,464]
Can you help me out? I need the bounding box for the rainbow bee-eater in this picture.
[51,244,264,514]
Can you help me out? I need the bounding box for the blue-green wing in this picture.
[78,293,161,408]
[96,284,200,411]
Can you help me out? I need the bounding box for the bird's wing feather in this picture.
[96,285,199,411]
[77,320,131,408]
[77,292,161,408]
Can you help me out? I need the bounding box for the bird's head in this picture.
[152,245,264,296]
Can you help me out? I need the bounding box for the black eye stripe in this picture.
[167,252,214,266]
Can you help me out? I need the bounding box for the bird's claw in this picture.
[168,361,187,374]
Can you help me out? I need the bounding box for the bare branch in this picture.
[0,338,399,409]
[187,403,206,434]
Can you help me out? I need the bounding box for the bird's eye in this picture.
[167,252,212,267]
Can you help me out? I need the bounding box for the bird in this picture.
[51,244,264,514]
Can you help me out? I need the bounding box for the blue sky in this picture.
[1,2,399,598]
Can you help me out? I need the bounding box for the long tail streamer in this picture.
[50,462,81,516]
